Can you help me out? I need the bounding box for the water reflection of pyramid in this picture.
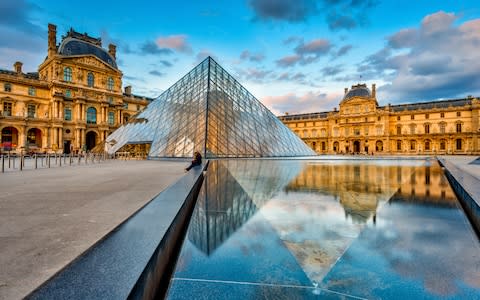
[187,160,302,255]
[106,57,315,158]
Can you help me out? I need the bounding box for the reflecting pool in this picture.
[167,160,480,299]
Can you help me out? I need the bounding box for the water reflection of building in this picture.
[187,160,302,255]
[285,162,457,223]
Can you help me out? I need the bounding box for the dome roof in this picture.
[58,37,117,69]
[343,84,371,101]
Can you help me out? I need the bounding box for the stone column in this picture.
[58,128,63,150]
[53,127,58,147]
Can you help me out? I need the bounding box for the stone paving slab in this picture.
[0,160,188,300]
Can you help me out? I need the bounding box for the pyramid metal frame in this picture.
[106,57,315,158]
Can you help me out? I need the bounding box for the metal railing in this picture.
[1,152,110,173]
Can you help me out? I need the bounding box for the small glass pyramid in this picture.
[106,57,315,158]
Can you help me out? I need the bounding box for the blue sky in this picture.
[0,0,479,115]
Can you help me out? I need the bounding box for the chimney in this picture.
[14,61,23,74]
[48,23,57,58]
[108,44,117,59]
[124,85,132,96]
[372,83,376,98]
[344,88,348,94]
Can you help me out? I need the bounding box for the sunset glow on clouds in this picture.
[0,0,479,115]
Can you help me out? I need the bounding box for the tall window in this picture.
[321,142,326,151]
[440,122,446,134]
[456,123,462,133]
[64,108,72,121]
[28,87,36,96]
[108,111,114,125]
[410,140,416,151]
[86,107,97,124]
[107,77,114,91]
[3,102,12,116]
[440,112,445,118]
[397,125,402,135]
[64,67,72,82]
[440,140,446,150]
[425,140,430,151]
[397,115,400,121]
[424,124,430,134]
[87,72,94,87]
[411,115,415,120]
[397,140,402,151]
[27,104,35,118]
[410,124,416,135]
[303,129,308,138]
[65,89,71,98]
[425,113,429,119]
[456,139,462,150]
[4,83,11,92]
[457,111,461,117]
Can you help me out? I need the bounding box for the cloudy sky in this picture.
[0,0,479,115]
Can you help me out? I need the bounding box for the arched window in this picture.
[456,123,462,133]
[64,67,72,82]
[107,77,114,91]
[86,107,97,124]
[440,139,446,150]
[87,72,94,87]
[425,140,431,151]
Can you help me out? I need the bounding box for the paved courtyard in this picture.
[0,160,187,300]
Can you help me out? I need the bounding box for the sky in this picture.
[0,0,479,115]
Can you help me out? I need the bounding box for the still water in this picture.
[167,159,480,299]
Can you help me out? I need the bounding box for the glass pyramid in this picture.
[106,57,315,158]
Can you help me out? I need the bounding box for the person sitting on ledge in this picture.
[185,151,202,171]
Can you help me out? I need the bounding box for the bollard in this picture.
[20,154,23,171]
[64,154,66,165]
[41,155,44,167]
[69,153,72,166]
[1,155,4,173]
[13,155,15,169]
[78,154,81,165]
[8,154,11,168]
[35,154,38,169]
[48,154,51,168]
[55,154,58,165]
[59,154,62,166]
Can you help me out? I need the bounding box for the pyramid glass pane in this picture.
[106,57,315,158]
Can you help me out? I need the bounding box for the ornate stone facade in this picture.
[0,24,152,154]
[279,84,480,155]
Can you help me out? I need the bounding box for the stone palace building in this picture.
[279,84,480,155]
[0,24,152,154]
